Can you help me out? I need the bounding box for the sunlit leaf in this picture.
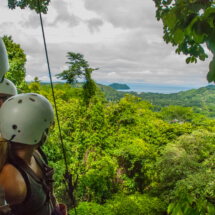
[207,203,215,215]
[165,12,177,30]
[168,202,175,214]
[173,28,185,44]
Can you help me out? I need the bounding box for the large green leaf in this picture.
[207,58,215,83]
[168,202,175,214]
[206,30,215,54]
[207,203,215,215]
[173,28,185,44]
[164,12,177,30]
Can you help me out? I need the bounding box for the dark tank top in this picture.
[8,150,60,215]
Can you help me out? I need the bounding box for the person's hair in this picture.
[0,129,50,171]
[0,139,7,171]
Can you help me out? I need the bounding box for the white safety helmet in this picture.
[0,38,9,81]
[0,93,54,145]
[0,78,17,96]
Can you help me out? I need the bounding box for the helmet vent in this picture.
[6,82,9,85]
[12,125,17,129]
[44,119,47,122]
[18,99,22,104]
[29,98,35,102]
[8,98,14,101]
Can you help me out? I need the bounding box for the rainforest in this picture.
[27,79,215,215]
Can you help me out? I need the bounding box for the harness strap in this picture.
[9,153,55,214]
[37,147,49,165]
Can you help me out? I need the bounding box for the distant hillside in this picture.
[96,83,127,101]
[37,81,215,117]
[96,83,215,117]
[109,83,130,90]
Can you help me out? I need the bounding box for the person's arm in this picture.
[0,164,27,205]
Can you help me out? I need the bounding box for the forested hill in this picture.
[108,83,130,90]
[96,83,215,117]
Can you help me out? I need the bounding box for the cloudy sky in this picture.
[0,0,213,90]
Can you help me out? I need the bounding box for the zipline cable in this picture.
[37,1,77,214]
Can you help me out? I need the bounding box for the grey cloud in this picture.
[83,0,158,29]
[47,0,81,28]
[19,13,40,28]
[18,0,81,29]
[23,36,210,87]
[85,18,104,33]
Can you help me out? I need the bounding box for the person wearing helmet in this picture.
[0,37,17,104]
[0,78,17,107]
[0,78,17,176]
[0,93,67,215]
[0,38,17,214]
[0,38,9,83]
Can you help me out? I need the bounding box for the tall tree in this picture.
[56,52,98,84]
[153,0,215,82]
[2,35,27,91]
[8,0,50,13]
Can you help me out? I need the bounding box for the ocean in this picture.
[115,83,200,94]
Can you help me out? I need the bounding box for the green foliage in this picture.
[24,82,215,214]
[161,105,194,123]
[168,191,215,215]
[96,83,215,118]
[153,0,215,82]
[2,35,27,92]
[56,52,98,84]
[109,83,130,90]
[156,129,215,206]
[78,154,118,203]
[8,0,50,13]
[83,79,97,105]
[70,194,166,215]
[115,139,156,193]
[28,77,42,93]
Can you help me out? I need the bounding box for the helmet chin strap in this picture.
[0,75,5,84]
[38,129,49,147]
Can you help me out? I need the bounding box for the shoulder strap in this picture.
[37,147,48,165]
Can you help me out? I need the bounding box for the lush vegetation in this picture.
[96,83,215,118]
[23,79,215,215]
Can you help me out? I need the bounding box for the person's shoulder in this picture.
[0,163,27,205]
[0,163,22,179]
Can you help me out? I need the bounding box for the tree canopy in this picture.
[2,35,27,91]
[8,0,50,13]
[153,0,215,83]
[56,52,98,84]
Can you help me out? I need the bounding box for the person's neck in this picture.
[16,145,37,165]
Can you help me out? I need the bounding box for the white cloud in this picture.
[0,0,211,89]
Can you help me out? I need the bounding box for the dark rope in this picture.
[37,0,68,172]
[37,1,77,214]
